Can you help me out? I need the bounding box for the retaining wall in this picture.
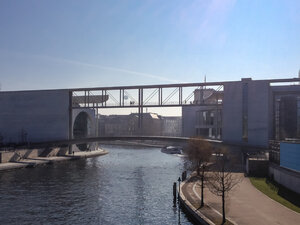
[269,163,300,194]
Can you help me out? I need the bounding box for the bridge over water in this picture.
[30,136,266,155]
[68,78,299,153]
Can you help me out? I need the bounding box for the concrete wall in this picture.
[182,105,200,137]
[248,81,270,147]
[280,142,300,172]
[0,149,43,163]
[246,158,269,177]
[269,163,300,194]
[0,147,69,163]
[0,90,70,143]
[222,80,270,147]
[222,82,243,143]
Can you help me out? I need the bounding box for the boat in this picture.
[161,146,183,154]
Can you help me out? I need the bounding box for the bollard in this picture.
[181,171,187,181]
[178,177,181,202]
[173,182,177,206]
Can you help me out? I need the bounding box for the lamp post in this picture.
[177,177,182,224]
[177,177,181,201]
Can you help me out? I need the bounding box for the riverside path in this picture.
[182,174,300,225]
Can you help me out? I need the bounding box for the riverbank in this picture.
[179,175,235,225]
[0,149,108,171]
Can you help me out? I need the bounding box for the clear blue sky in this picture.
[0,0,299,92]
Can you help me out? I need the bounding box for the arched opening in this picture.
[73,112,92,151]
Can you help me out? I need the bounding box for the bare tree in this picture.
[208,148,242,224]
[184,137,212,207]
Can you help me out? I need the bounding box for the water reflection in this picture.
[0,145,194,225]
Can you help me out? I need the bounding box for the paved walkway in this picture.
[181,177,229,225]
[0,149,108,171]
[184,173,300,225]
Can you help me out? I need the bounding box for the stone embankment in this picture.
[0,149,108,171]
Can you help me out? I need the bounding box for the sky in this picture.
[0,0,299,115]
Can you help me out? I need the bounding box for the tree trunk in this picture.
[201,172,204,207]
[222,190,226,224]
[200,168,204,207]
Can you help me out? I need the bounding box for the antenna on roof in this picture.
[204,75,206,89]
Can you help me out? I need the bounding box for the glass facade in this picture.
[274,95,300,140]
[195,109,222,139]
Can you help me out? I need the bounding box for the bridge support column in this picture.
[68,91,73,155]
[138,106,143,135]
[138,88,143,135]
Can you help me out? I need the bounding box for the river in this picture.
[0,145,194,225]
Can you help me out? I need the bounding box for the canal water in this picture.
[0,145,194,225]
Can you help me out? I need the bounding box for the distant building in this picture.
[98,115,130,136]
[162,116,182,137]
[98,113,182,137]
[98,113,164,136]
[130,113,163,136]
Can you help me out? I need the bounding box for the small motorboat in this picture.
[161,146,183,154]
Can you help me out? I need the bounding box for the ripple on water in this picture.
[0,145,194,225]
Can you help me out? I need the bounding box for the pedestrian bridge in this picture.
[36,135,266,152]
[39,135,221,147]
[68,136,266,150]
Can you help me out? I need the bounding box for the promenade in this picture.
[0,149,108,171]
[181,174,300,225]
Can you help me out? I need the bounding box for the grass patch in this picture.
[250,177,300,213]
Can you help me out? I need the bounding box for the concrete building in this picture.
[181,78,300,193]
[0,89,102,151]
[269,140,300,194]
[182,78,300,148]
[182,88,223,139]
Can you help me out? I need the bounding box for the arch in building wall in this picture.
[73,111,92,151]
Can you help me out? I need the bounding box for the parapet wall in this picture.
[0,147,68,163]
[0,149,42,163]
[269,163,300,194]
